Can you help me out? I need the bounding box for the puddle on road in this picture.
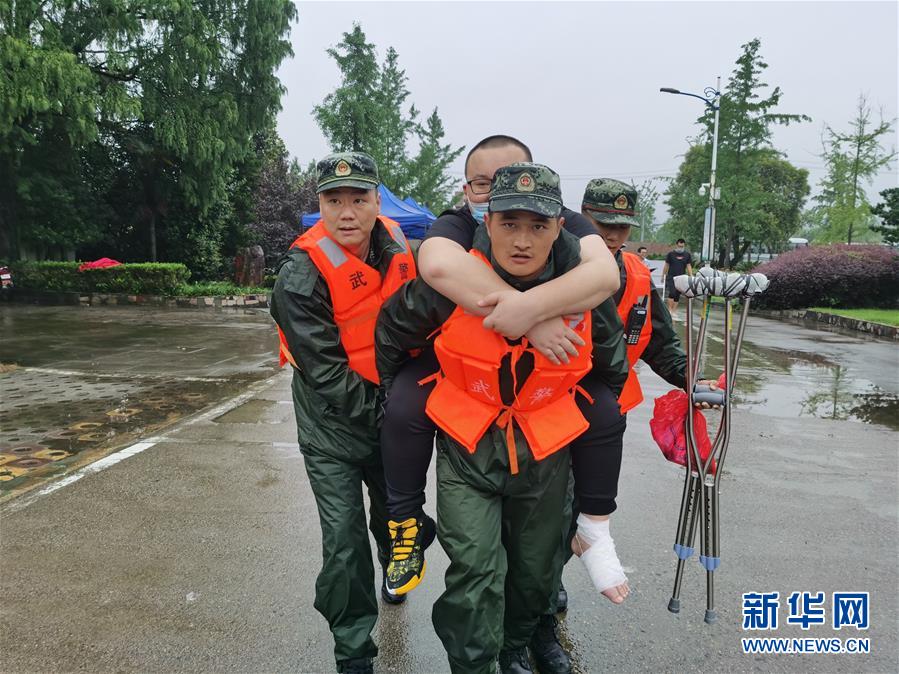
[690,317,899,431]
[0,371,260,501]
[0,304,280,501]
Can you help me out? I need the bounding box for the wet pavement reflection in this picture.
[0,304,279,500]
[672,307,899,430]
[1,302,896,503]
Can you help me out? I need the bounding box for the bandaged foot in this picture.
[571,513,629,604]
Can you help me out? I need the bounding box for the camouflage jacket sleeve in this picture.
[589,298,630,397]
[270,248,380,426]
[375,277,457,394]
[641,287,687,389]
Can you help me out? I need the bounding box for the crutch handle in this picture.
[692,383,726,407]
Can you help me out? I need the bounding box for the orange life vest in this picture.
[615,251,653,414]
[277,217,416,384]
[424,251,593,474]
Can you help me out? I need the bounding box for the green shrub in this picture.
[12,261,190,295]
[753,245,899,310]
[175,282,268,296]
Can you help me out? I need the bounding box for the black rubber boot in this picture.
[528,614,572,674]
[498,647,533,674]
[337,656,373,674]
[555,582,569,613]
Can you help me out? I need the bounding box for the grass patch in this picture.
[176,282,269,297]
[809,307,899,327]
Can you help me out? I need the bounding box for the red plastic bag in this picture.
[649,374,725,474]
[78,258,122,271]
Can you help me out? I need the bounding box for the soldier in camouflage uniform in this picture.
[570,179,721,604]
[580,179,690,392]
[376,164,628,674]
[270,152,415,674]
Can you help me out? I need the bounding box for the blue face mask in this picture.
[468,200,489,225]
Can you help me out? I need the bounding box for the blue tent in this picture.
[301,184,435,240]
[403,196,436,219]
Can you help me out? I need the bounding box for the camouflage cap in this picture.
[582,178,640,227]
[316,152,380,193]
[488,163,563,218]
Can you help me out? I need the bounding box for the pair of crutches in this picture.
[665,267,769,624]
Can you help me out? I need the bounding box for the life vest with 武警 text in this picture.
[424,250,593,474]
[277,217,416,384]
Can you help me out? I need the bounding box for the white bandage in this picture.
[574,514,628,593]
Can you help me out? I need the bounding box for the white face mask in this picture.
[467,200,489,225]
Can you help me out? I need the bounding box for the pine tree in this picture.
[313,24,463,205]
[313,24,381,154]
[814,95,896,243]
[665,38,811,266]
[371,47,418,193]
[407,109,465,212]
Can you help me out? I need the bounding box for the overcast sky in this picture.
[276,1,898,220]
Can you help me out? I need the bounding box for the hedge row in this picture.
[752,245,899,310]
[11,261,191,295]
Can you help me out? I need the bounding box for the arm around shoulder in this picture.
[418,236,510,315]
[524,234,620,320]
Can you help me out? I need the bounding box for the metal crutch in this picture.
[666,270,769,624]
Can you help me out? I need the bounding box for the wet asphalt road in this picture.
[0,304,897,673]
[0,305,279,500]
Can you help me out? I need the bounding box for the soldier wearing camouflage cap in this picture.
[375,162,629,674]
[271,151,419,674]
[377,151,632,672]
[566,178,719,615]
[315,151,381,193]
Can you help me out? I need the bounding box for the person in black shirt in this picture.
[662,238,693,316]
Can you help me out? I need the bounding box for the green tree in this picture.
[813,95,896,244]
[407,109,465,212]
[247,125,318,266]
[633,178,663,239]
[314,26,415,187]
[372,47,418,193]
[313,23,462,204]
[665,38,811,266]
[313,24,381,155]
[871,187,899,245]
[1,0,296,265]
[753,151,810,253]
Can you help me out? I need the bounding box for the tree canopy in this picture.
[806,95,896,244]
[664,38,811,266]
[871,188,899,246]
[1,0,296,275]
[313,23,463,213]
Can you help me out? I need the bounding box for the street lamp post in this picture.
[661,78,722,267]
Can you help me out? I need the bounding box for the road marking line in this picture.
[22,367,230,382]
[2,440,158,514]
[1,376,279,514]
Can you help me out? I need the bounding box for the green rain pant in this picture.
[301,443,391,665]
[432,430,571,674]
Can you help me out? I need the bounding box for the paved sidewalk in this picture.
[2,361,896,673]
